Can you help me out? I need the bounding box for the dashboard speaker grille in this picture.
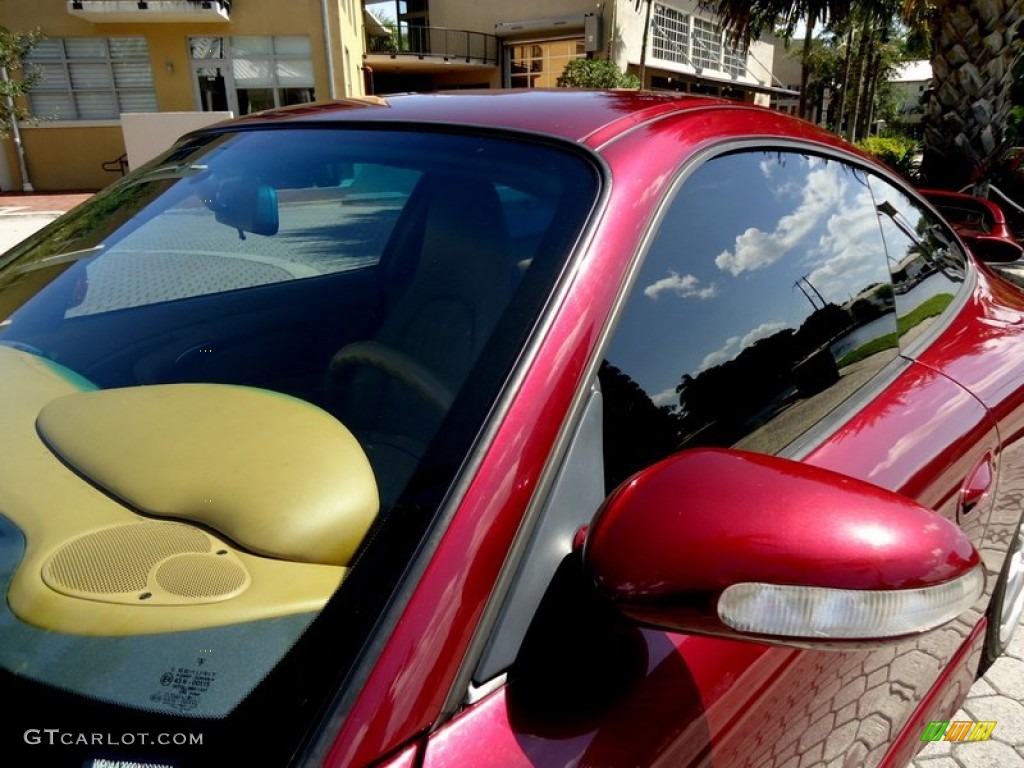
[156,553,247,598]
[43,521,249,605]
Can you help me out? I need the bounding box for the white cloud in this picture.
[697,322,790,373]
[715,227,787,276]
[699,335,740,371]
[651,387,679,407]
[804,186,884,302]
[643,270,719,300]
[741,321,790,349]
[715,165,846,276]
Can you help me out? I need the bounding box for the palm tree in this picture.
[709,1,863,119]
[801,9,905,141]
[906,1,1024,190]
[710,1,1024,190]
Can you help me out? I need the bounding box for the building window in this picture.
[651,8,747,78]
[24,37,157,121]
[691,17,723,72]
[652,4,690,65]
[723,38,747,78]
[508,39,585,88]
[230,36,314,113]
[190,36,315,116]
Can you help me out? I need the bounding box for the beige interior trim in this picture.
[37,383,379,567]
[0,347,378,635]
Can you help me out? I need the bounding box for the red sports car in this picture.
[1,91,1022,767]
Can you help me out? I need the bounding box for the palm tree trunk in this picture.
[920,1,1024,189]
[834,22,856,135]
[847,15,872,142]
[856,23,881,139]
[638,0,652,89]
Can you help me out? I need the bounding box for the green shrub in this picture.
[556,58,640,89]
[856,135,921,182]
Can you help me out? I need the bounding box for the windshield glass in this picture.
[0,126,599,763]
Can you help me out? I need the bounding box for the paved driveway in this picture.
[0,192,94,252]
[911,626,1024,766]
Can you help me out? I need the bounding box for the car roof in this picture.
[211,90,737,145]
[198,89,858,164]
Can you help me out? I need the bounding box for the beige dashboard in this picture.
[0,346,378,636]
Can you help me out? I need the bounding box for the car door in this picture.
[863,174,1024,666]
[418,142,998,768]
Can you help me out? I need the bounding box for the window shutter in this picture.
[23,36,155,120]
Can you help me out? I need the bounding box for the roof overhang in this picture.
[362,56,497,74]
[364,9,389,37]
[66,0,230,23]
[646,64,799,98]
[494,14,586,38]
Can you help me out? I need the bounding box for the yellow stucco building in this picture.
[3,0,792,192]
[2,0,366,191]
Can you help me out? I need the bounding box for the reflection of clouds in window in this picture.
[715,165,846,276]
[715,227,787,276]
[697,320,790,372]
[651,387,679,407]
[643,270,718,300]
[805,187,883,302]
[741,320,789,349]
[699,335,741,371]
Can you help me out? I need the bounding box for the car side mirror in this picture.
[214,177,279,237]
[583,448,984,647]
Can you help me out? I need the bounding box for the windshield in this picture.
[0,126,599,764]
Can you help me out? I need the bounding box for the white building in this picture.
[611,1,781,104]
[364,1,796,105]
[891,59,931,124]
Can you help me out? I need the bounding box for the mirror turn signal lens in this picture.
[717,566,985,639]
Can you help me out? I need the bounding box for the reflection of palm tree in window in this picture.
[599,362,683,492]
[672,300,894,451]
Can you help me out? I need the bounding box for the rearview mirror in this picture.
[214,177,279,237]
[584,449,983,646]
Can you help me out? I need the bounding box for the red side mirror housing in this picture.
[584,449,983,646]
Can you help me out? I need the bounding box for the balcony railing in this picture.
[366,26,498,66]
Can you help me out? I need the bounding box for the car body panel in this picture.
[407,357,996,768]
[319,100,1012,766]
[421,620,987,768]
[919,188,1019,244]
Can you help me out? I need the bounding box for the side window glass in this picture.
[601,151,898,491]
[867,177,967,347]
